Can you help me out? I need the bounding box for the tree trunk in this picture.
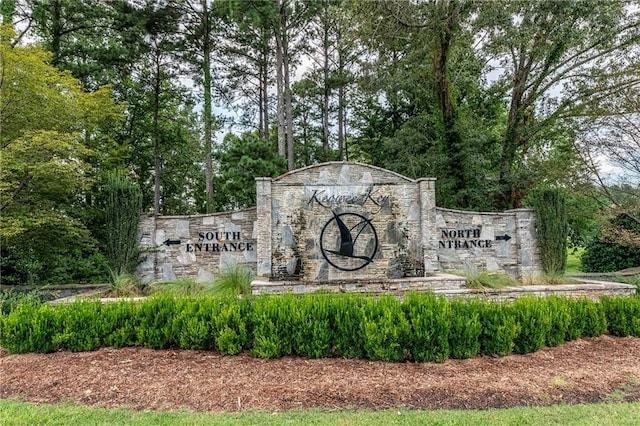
[274,1,286,158]
[336,25,345,160]
[153,54,162,215]
[283,24,294,171]
[261,28,270,140]
[50,0,62,66]
[322,4,330,153]
[201,0,215,213]
[432,1,467,207]
[498,97,525,209]
[338,85,345,160]
[498,55,531,209]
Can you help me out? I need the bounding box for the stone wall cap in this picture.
[269,161,429,184]
[504,208,535,213]
[153,207,257,219]
[435,207,518,216]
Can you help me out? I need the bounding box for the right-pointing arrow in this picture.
[495,234,511,242]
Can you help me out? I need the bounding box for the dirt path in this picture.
[2,336,639,412]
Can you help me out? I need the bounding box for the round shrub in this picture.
[581,214,640,272]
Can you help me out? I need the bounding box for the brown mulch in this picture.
[1,336,640,412]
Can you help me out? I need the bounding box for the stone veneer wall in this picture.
[435,207,542,279]
[256,162,436,282]
[137,162,543,284]
[136,209,257,284]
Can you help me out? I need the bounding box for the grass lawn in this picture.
[1,400,640,426]
[566,247,584,274]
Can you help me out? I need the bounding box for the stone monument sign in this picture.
[137,162,542,287]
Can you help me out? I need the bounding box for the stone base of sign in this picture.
[251,276,636,300]
[251,273,467,295]
[44,279,634,304]
[445,280,636,301]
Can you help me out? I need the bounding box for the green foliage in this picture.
[349,0,501,210]
[0,30,121,285]
[464,271,520,289]
[448,300,482,359]
[404,293,451,363]
[103,171,142,277]
[573,298,607,338]
[581,214,640,273]
[544,297,572,347]
[28,1,145,90]
[0,302,59,353]
[477,301,519,356]
[135,294,178,349]
[290,295,334,359]
[52,301,103,352]
[0,218,110,285]
[601,297,640,337]
[251,295,295,359]
[172,298,214,350]
[109,272,141,297]
[1,293,634,361]
[212,264,254,297]
[362,296,411,362]
[478,1,639,209]
[331,294,366,359]
[529,188,569,275]
[0,288,45,315]
[216,326,243,355]
[100,300,139,348]
[565,247,584,274]
[214,132,287,211]
[211,297,252,355]
[566,193,600,249]
[512,297,552,354]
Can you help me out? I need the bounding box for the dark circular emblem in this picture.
[319,212,378,272]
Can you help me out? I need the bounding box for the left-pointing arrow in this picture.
[163,239,181,246]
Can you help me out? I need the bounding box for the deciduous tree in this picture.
[478,0,640,208]
[0,28,122,283]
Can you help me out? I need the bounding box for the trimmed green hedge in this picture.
[1,293,639,361]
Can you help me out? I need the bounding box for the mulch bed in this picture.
[2,335,639,412]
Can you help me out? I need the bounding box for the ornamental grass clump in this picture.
[108,271,141,297]
[464,271,520,289]
[212,264,253,297]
